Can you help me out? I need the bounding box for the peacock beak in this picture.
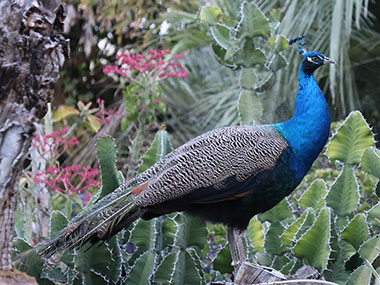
[323,57,336,64]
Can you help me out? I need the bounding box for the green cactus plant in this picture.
[198,1,289,125]
[226,110,380,285]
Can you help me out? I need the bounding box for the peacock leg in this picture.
[227,226,246,274]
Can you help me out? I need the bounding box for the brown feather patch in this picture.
[131,181,150,195]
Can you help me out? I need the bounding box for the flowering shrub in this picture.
[32,126,100,206]
[32,127,79,161]
[103,49,188,130]
[33,165,99,198]
[95,98,120,125]
[103,49,188,81]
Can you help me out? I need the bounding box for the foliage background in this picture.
[11,0,380,284]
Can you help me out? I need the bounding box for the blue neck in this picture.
[273,65,330,179]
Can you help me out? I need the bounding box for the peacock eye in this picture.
[312,56,318,61]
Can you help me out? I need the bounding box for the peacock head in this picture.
[301,51,336,75]
[288,35,336,75]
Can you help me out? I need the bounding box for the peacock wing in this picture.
[134,125,289,207]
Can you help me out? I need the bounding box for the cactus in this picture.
[229,110,380,285]
[199,1,289,125]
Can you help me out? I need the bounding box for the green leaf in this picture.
[14,211,24,239]
[346,265,371,285]
[258,198,293,224]
[199,6,222,25]
[121,117,130,131]
[126,215,166,272]
[335,216,350,232]
[13,238,43,278]
[268,54,287,72]
[75,244,112,277]
[75,240,123,284]
[341,214,369,250]
[52,105,79,122]
[293,207,331,270]
[299,179,327,211]
[124,83,143,100]
[326,166,359,216]
[162,214,178,249]
[210,44,235,68]
[367,202,380,226]
[84,114,101,133]
[128,218,160,259]
[213,244,233,274]
[225,47,235,60]
[210,24,237,50]
[268,35,289,52]
[255,252,274,267]
[170,28,211,55]
[294,209,315,241]
[234,39,266,68]
[324,241,355,283]
[237,2,270,39]
[154,248,203,284]
[359,237,380,263]
[265,223,287,255]
[271,255,291,271]
[280,259,297,275]
[184,248,204,283]
[269,8,282,22]
[238,90,262,125]
[50,210,68,238]
[96,136,120,199]
[326,111,375,165]
[80,271,107,284]
[105,236,122,283]
[254,65,273,89]
[281,208,313,247]
[361,147,380,179]
[240,68,257,90]
[124,84,142,119]
[41,267,67,283]
[127,250,156,284]
[173,213,207,250]
[247,216,264,252]
[138,128,173,174]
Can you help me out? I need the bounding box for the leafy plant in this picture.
[14,128,209,284]
[231,110,380,284]
[103,49,188,131]
[12,0,380,283]
[194,2,289,125]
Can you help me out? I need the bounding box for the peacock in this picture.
[36,38,335,267]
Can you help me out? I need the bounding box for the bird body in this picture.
[39,51,334,258]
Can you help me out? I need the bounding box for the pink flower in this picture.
[32,127,81,160]
[33,165,100,196]
[95,98,120,126]
[172,53,184,60]
[103,49,188,82]
[103,65,118,75]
